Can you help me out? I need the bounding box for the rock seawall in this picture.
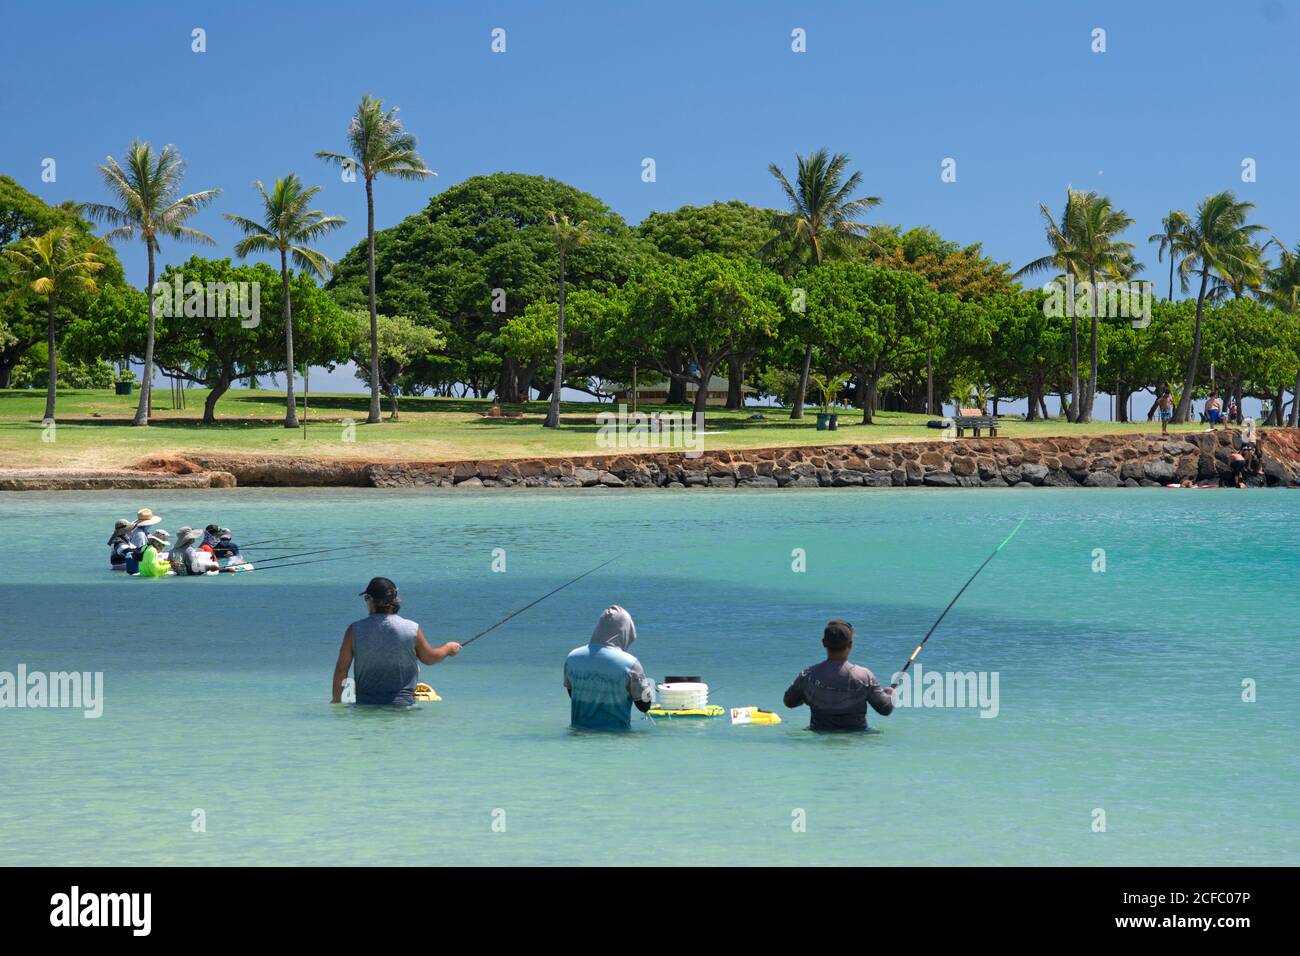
[174,430,1300,490]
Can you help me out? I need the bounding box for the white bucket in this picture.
[656,681,709,710]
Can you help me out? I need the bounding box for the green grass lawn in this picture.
[0,387,1206,470]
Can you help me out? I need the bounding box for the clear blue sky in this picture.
[2,0,1297,402]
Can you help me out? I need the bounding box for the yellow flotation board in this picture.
[413,682,441,702]
[730,706,782,726]
[647,704,725,719]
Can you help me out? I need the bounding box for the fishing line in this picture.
[890,518,1026,689]
[460,554,622,648]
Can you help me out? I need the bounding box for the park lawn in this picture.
[0,387,1207,471]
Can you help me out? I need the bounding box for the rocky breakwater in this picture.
[172,429,1300,490]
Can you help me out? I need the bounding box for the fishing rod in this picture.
[461,554,622,648]
[890,517,1026,689]
[242,555,354,572]
[249,545,367,564]
[239,537,309,549]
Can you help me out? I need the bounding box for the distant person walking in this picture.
[1205,392,1223,431]
[331,577,461,706]
[1156,389,1174,435]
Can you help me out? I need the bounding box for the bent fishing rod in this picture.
[890,517,1026,689]
[461,554,622,647]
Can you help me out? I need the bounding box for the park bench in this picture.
[953,407,1001,438]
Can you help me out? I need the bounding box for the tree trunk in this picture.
[133,244,156,425]
[365,175,382,424]
[725,353,745,410]
[544,250,565,428]
[861,370,880,425]
[1290,370,1300,428]
[690,362,717,424]
[1079,267,1098,422]
[1025,378,1043,421]
[43,295,57,421]
[1175,268,1210,423]
[0,364,11,388]
[388,382,400,421]
[790,343,812,419]
[202,373,232,426]
[281,248,299,428]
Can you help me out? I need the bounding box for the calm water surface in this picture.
[1,487,1297,865]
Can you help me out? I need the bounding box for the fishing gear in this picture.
[461,554,622,647]
[890,518,1026,689]
[249,545,363,564]
[244,555,354,572]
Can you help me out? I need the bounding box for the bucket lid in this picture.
[663,675,701,684]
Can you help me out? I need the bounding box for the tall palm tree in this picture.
[225,175,346,427]
[82,141,220,425]
[1172,191,1265,423]
[1207,239,1269,302]
[1148,211,1189,302]
[767,149,880,419]
[317,96,434,424]
[2,227,104,421]
[543,211,590,429]
[1262,241,1300,426]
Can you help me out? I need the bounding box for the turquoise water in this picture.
[1,487,1297,866]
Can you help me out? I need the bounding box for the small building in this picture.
[617,376,755,406]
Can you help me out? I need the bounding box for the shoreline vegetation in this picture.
[0,386,1243,472]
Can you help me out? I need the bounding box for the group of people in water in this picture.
[331,577,895,732]
[107,508,245,576]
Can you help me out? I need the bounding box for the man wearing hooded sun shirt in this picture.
[563,605,654,731]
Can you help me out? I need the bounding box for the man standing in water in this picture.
[332,577,461,706]
[563,605,654,731]
[783,620,896,731]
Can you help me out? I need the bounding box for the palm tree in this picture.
[1149,211,1189,302]
[1207,239,1269,302]
[1172,191,1265,423]
[225,175,346,427]
[2,227,104,421]
[82,141,220,425]
[767,149,880,419]
[1017,190,1135,422]
[543,212,590,429]
[317,96,434,424]
[1262,241,1300,426]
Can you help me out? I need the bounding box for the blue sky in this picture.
[2,0,1297,399]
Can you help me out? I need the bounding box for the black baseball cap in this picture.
[359,577,399,602]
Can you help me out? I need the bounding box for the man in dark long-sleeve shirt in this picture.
[784,620,896,731]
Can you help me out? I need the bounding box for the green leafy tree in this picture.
[351,312,445,419]
[225,175,346,427]
[638,201,776,260]
[82,140,221,424]
[317,96,434,424]
[767,149,880,419]
[2,227,105,420]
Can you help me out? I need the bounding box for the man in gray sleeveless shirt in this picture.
[783,620,896,731]
[331,577,461,706]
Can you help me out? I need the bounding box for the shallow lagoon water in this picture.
[2,486,1297,865]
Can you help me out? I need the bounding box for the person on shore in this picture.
[331,577,461,706]
[137,531,174,577]
[1241,417,1257,450]
[1156,389,1174,435]
[563,605,654,731]
[1205,392,1223,430]
[108,519,133,569]
[783,620,897,732]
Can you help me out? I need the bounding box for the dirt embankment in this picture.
[3,429,1296,492]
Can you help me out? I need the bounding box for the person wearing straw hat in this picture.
[107,519,133,570]
[331,577,461,706]
[137,530,174,577]
[124,508,163,574]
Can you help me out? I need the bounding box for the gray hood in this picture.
[589,605,637,651]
